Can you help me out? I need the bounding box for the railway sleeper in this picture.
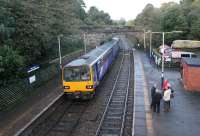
[99,128,121,135]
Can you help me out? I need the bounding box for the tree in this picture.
[113,18,126,26]
[160,3,187,44]
[0,45,24,84]
[160,2,187,31]
[85,6,112,25]
[126,20,135,26]
[0,0,15,46]
[0,0,89,82]
[135,4,161,31]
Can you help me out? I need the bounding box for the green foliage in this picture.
[126,20,135,26]
[113,18,126,26]
[0,45,24,84]
[0,0,88,82]
[0,0,15,45]
[135,4,161,31]
[0,0,114,83]
[85,6,112,25]
[134,0,200,47]
[161,3,187,31]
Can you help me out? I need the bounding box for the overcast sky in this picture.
[83,0,180,20]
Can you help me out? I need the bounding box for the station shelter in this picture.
[181,58,200,91]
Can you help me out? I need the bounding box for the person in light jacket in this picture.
[163,87,172,112]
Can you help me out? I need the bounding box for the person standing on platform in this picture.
[152,89,162,113]
[162,79,171,91]
[163,87,172,112]
[150,84,157,109]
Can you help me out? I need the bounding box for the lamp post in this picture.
[161,31,183,87]
[58,34,63,69]
[145,30,183,87]
[161,32,165,86]
[145,30,152,58]
[149,31,152,57]
[83,32,87,54]
[143,29,146,50]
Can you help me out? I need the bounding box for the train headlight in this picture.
[86,85,93,89]
[64,86,70,89]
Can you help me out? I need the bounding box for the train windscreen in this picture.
[64,66,90,82]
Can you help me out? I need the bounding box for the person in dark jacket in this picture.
[150,84,157,109]
[152,89,162,113]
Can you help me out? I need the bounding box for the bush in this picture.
[0,45,24,85]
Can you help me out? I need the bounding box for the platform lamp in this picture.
[57,34,63,69]
[144,30,183,87]
[160,31,183,88]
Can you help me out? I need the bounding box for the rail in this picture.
[95,50,131,136]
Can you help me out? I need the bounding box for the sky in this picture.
[83,0,180,20]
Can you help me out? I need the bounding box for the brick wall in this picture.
[183,64,200,91]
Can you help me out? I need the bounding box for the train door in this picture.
[92,63,99,87]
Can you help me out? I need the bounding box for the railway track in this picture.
[95,48,132,136]
[15,54,126,136]
[45,101,90,136]
[15,95,90,136]
[15,39,134,136]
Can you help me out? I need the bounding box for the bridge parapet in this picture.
[80,26,143,51]
[80,26,143,34]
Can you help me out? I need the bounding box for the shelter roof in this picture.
[182,58,200,67]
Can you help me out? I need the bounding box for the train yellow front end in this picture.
[62,65,96,99]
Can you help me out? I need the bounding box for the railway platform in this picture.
[133,49,200,136]
[0,76,63,136]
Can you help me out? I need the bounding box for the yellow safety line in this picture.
[141,58,154,136]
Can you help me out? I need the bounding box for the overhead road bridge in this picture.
[80,26,144,34]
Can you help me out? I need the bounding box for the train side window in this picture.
[92,65,97,81]
[192,54,197,58]
[181,54,190,57]
[97,60,101,70]
[103,50,112,62]
[98,59,104,68]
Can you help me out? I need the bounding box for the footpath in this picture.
[133,50,200,136]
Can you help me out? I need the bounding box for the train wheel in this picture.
[64,93,68,99]
[92,91,96,98]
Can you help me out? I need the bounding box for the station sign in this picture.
[27,64,40,84]
[29,75,36,84]
[27,64,40,73]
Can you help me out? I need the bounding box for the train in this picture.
[62,37,120,99]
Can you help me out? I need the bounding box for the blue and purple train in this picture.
[62,37,120,99]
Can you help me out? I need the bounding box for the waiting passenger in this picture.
[162,79,171,91]
[163,87,172,112]
[150,84,157,109]
[152,89,162,113]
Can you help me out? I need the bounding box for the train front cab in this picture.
[62,65,97,99]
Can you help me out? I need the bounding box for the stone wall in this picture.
[84,33,114,51]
